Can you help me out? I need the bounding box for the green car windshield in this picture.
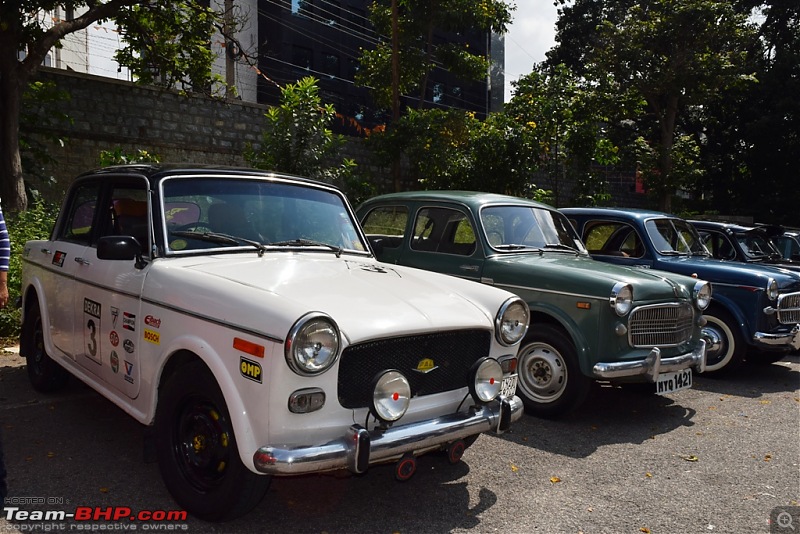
[480,205,586,253]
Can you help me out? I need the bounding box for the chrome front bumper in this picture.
[253,395,523,476]
[592,340,707,382]
[753,324,800,351]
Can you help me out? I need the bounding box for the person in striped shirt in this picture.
[0,203,7,504]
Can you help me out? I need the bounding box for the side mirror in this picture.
[97,236,147,269]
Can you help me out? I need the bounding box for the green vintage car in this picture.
[357,192,711,418]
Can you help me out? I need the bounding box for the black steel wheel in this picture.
[155,361,271,521]
[23,299,68,392]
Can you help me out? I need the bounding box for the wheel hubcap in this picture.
[701,322,730,367]
[518,343,567,403]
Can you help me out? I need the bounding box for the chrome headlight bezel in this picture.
[693,280,712,311]
[766,278,779,301]
[285,312,341,376]
[609,282,633,316]
[495,297,530,346]
[370,370,411,423]
[468,357,503,404]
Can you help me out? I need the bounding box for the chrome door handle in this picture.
[74,257,91,266]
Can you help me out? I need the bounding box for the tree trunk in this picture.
[0,34,29,213]
[657,95,680,213]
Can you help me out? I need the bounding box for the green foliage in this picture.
[244,77,359,192]
[114,1,225,94]
[0,201,59,339]
[99,147,161,167]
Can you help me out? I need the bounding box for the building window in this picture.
[320,0,339,25]
[322,53,340,77]
[432,83,444,104]
[292,0,313,17]
[292,46,313,70]
[345,58,360,80]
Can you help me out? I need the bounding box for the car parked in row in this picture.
[563,207,800,372]
[689,220,800,270]
[357,192,710,418]
[20,165,529,521]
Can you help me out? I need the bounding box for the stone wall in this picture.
[23,68,649,209]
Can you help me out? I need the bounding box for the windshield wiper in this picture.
[171,231,267,255]
[543,243,579,253]
[269,238,343,258]
[493,243,536,251]
[659,250,687,256]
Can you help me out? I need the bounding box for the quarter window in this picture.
[58,183,101,245]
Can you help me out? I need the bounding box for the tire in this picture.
[515,325,591,418]
[155,361,271,521]
[23,299,69,392]
[701,308,746,374]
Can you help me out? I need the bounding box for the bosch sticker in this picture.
[143,329,160,345]
[240,358,262,383]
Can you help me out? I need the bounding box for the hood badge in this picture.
[413,358,438,374]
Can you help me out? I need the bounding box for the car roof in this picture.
[361,190,555,211]
[76,164,337,191]
[689,220,760,233]
[560,206,677,220]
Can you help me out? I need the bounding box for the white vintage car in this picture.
[20,165,528,521]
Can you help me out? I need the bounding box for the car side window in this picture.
[57,183,101,245]
[361,206,408,250]
[412,207,476,256]
[584,222,642,257]
[107,187,149,254]
[702,232,735,260]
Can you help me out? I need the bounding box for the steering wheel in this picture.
[487,231,503,247]
[171,222,213,233]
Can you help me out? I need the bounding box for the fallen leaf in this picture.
[683,455,699,462]
[645,472,653,478]
[46,452,55,458]
[100,487,109,493]
[708,406,717,410]
[760,400,771,405]
[587,507,593,513]
[550,476,561,484]
[510,463,519,473]
[640,527,651,533]
[764,454,772,462]
[522,437,528,442]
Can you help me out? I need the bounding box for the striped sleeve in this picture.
[0,209,9,272]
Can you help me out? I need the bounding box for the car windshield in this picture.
[735,231,781,260]
[480,205,586,253]
[645,218,709,256]
[161,177,368,255]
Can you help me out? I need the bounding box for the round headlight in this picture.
[609,283,633,316]
[285,313,340,375]
[693,281,712,310]
[767,278,778,301]
[468,357,503,403]
[495,298,530,346]
[371,370,411,423]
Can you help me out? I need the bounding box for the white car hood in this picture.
[145,253,498,343]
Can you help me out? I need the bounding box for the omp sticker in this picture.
[240,358,263,383]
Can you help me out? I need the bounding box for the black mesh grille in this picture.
[337,329,492,409]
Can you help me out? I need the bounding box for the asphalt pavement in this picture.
[1,347,798,534]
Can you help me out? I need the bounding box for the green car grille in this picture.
[628,302,694,348]
[777,292,800,324]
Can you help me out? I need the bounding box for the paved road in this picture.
[1,348,798,533]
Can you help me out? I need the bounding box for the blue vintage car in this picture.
[563,207,800,372]
[689,220,800,271]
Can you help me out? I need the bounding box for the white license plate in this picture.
[501,374,518,398]
[655,369,692,395]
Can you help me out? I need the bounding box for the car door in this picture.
[72,180,149,398]
[34,181,102,358]
[400,205,485,281]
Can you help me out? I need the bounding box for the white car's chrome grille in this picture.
[628,303,694,348]
[777,292,800,324]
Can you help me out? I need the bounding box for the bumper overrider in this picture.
[591,340,707,382]
[753,324,800,351]
[253,394,523,476]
